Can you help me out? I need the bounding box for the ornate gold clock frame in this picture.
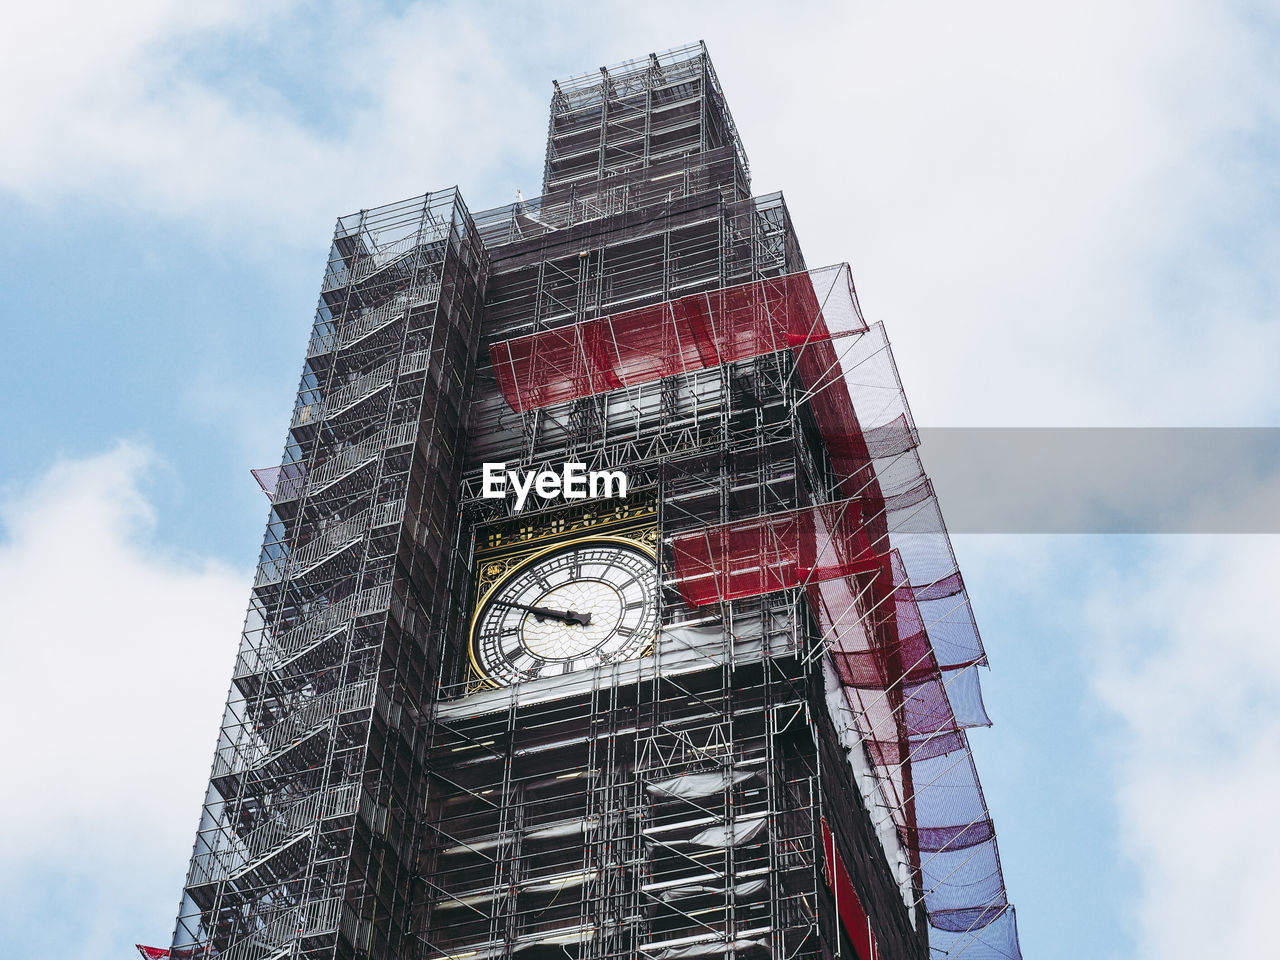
[463,499,658,694]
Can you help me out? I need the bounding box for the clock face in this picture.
[470,537,658,687]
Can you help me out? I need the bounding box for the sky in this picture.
[1,1,1278,958]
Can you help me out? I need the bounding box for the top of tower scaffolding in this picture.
[542,41,750,194]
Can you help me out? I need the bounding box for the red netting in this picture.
[489,265,1018,957]
[867,729,966,768]
[669,499,881,607]
[789,321,1016,957]
[490,264,866,413]
[660,293,1015,955]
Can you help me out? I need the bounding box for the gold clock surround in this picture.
[465,500,658,692]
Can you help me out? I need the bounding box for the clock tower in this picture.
[167,42,1020,960]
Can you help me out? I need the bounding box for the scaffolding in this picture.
[169,41,1019,960]
[170,189,488,960]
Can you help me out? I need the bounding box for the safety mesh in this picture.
[250,465,282,496]
[487,265,1020,959]
[489,264,865,412]
[669,499,879,606]
[928,908,1022,960]
[795,315,1019,959]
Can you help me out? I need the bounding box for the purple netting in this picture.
[250,466,282,497]
[902,676,964,738]
[869,730,967,768]
[861,416,919,459]
[921,839,1006,914]
[792,312,1015,953]
[910,747,988,830]
[912,570,965,602]
[941,667,991,729]
[916,595,986,669]
[251,462,307,502]
[916,819,995,853]
[928,906,1022,960]
[622,276,1019,953]
[930,903,1010,933]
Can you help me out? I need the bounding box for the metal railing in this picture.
[188,783,362,889]
[316,360,396,422]
[221,896,343,960]
[234,582,393,681]
[306,280,442,359]
[272,420,416,505]
[253,503,393,587]
[212,679,377,779]
[321,232,426,293]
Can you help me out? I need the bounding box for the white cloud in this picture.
[4,2,1275,424]
[1088,535,1280,959]
[680,1,1280,427]
[0,444,247,957]
[0,0,544,247]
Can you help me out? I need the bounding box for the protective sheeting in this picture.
[643,814,767,849]
[525,820,588,841]
[251,461,307,503]
[250,466,281,497]
[925,908,1021,960]
[440,821,586,857]
[796,320,1019,958]
[669,499,880,606]
[645,769,756,800]
[822,658,916,915]
[683,816,766,848]
[490,264,865,413]
[483,267,1019,957]
[658,879,767,902]
[646,938,768,959]
[512,924,595,951]
[647,281,1018,957]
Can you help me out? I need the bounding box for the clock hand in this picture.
[494,600,592,626]
[526,604,592,626]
